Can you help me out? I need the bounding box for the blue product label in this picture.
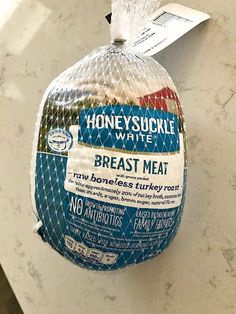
[35,103,187,271]
[78,105,180,153]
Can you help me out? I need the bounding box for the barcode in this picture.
[154,12,193,26]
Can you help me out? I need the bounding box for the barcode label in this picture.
[129,4,210,56]
[154,12,193,26]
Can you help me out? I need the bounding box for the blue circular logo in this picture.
[47,128,73,153]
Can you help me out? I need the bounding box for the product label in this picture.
[77,105,180,152]
[34,95,187,271]
[65,141,184,209]
[64,105,184,210]
[129,3,210,56]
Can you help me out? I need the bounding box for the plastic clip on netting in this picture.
[31,0,187,271]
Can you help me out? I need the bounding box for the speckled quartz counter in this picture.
[0,0,235,313]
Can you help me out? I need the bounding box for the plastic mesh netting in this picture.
[31,5,187,271]
[111,0,160,45]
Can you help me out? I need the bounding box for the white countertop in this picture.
[0,0,235,313]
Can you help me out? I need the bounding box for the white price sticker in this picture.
[129,3,210,56]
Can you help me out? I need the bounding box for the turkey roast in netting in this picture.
[31,0,187,271]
